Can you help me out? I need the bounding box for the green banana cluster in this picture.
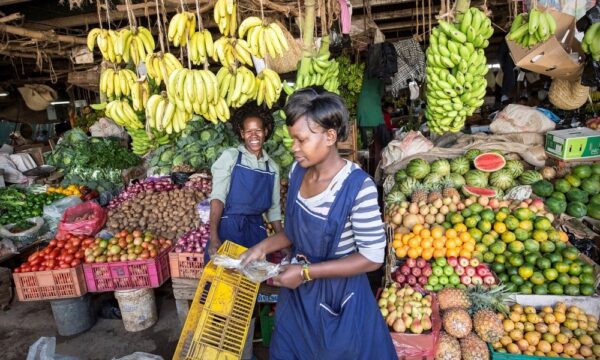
[508,9,556,48]
[283,37,340,95]
[425,7,493,134]
[582,22,600,60]
[128,129,171,156]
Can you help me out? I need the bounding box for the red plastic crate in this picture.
[169,251,204,279]
[83,247,171,292]
[13,266,87,301]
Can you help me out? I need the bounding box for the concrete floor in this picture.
[0,286,270,360]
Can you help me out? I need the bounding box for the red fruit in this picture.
[406,258,417,268]
[418,276,428,285]
[407,275,417,285]
[400,265,411,276]
[460,275,472,285]
[465,266,476,277]
[471,276,483,285]
[412,267,422,277]
[458,257,470,267]
[447,256,458,267]
[476,264,490,277]
[483,275,496,285]
[470,258,480,267]
[416,258,427,268]
[395,274,406,284]
[422,267,433,277]
[454,265,465,276]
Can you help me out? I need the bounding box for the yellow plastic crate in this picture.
[173,241,260,360]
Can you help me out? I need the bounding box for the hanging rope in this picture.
[195,0,205,30]
[415,0,420,39]
[124,0,138,30]
[104,0,112,30]
[155,0,166,54]
[160,0,171,53]
[96,1,104,30]
[297,0,303,41]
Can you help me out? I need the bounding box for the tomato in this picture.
[70,259,81,267]
[75,251,84,259]
[64,242,72,250]
[38,266,46,271]
[71,238,81,247]
[67,247,77,255]
[85,255,95,263]
[46,259,56,268]
[49,239,57,247]
[56,241,65,248]
[30,258,42,266]
[14,268,20,273]
[30,266,39,272]
[59,263,70,269]
[28,251,40,262]
[64,254,74,263]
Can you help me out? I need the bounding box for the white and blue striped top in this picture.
[291,161,386,263]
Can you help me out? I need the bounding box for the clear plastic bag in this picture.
[0,217,44,245]
[26,337,79,360]
[43,196,82,235]
[196,199,211,224]
[212,255,281,283]
[112,353,163,360]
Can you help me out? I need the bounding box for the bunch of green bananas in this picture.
[167,11,197,47]
[217,65,257,108]
[105,99,144,130]
[582,22,600,60]
[144,52,183,86]
[507,9,556,48]
[425,7,493,134]
[145,94,195,134]
[337,55,365,117]
[238,17,290,59]
[214,0,237,36]
[99,68,137,99]
[128,129,171,156]
[284,55,340,95]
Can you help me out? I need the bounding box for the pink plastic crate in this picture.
[14,266,87,301]
[83,247,171,292]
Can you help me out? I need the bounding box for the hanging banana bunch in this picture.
[131,80,151,111]
[189,29,215,65]
[146,93,194,134]
[256,69,282,108]
[117,26,156,65]
[128,129,171,156]
[87,28,121,63]
[217,66,257,108]
[214,0,237,36]
[284,54,340,94]
[105,99,144,130]
[168,11,197,47]
[99,68,138,99]
[238,17,289,59]
[145,52,183,86]
[212,37,253,67]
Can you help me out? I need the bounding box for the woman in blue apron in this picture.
[240,89,397,359]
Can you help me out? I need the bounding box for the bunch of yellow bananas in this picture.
[106,99,144,129]
[99,68,137,99]
[217,66,257,108]
[238,17,289,59]
[168,11,197,47]
[146,94,194,134]
[128,129,171,155]
[145,52,183,85]
[117,26,155,65]
[256,69,282,108]
[131,80,151,111]
[212,37,253,67]
[87,28,121,63]
[189,29,215,65]
[214,0,237,36]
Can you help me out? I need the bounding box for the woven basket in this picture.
[265,22,302,74]
[17,84,57,111]
[549,78,590,110]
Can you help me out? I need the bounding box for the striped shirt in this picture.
[291,161,386,263]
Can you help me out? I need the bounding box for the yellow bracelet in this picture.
[302,264,312,282]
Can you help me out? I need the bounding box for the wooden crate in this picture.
[337,121,357,151]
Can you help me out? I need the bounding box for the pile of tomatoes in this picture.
[14,234,93,273]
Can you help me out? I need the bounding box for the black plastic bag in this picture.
[581,58,600,87]
[171,172,193,185]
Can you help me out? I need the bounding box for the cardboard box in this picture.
[545,127,600,160]
[506,7,584,79]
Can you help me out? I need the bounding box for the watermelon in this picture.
[431,159,451,176]
[465,169,489,187]
[581,178,600,195]
[399,177,419,196]
[572,165,592,179]
[593,163,600,175]
[531,180,554,197]
[406,159,430,180]
[463,185,497,197]
[489,169,515,190]
[545,197,567,215]
[505,160,524,178]
[450,156,470,175]
[566,202,587,218]
[465,149,481,161]
[386,191,406,205]
[423,173,443,187]
[518,170,543,185]
[446,173,466,188]
[394,169,408,183]
[489,187,505,199]
[473,153,506,172]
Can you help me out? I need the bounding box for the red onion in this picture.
[108,177,180,209]
[174,223,210,253]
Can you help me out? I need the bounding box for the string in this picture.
[96,1,104,30]
[297,0,303,42]
[104,0,112,30]
[195,0,205,31]
[421,0,425,42]
[179,0,192,69]
[160,0,171,53]
[155,0,166,54]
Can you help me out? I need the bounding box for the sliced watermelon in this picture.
[463,185,498,197]
[473,152,506,172]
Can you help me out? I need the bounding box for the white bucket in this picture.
[114,288,157,332]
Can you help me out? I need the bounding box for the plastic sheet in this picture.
[56,201,106,240]
[212,255,281,283]
[43,196,82,235]
[196,200,211,224]
[581,58,600,87]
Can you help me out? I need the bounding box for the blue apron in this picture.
[205,151,275,262]
[270,165,397,360]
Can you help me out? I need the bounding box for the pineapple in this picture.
[467,284,512,315]
[411,184,428,203]
[460,333,490,360]
[442,181,460,199]
[443,308,472,338]
[438,288,471,311]
[435,332,461,360]
[427,183,442,203]
[473,309,504,343]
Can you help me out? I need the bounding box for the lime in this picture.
[442,222,452,229]
[483,252,495,263]
[475,243,488,253]
[568,263,582,276]
[495,254,506,264]
[480,209,495,222]
[548,282,564,295]
[523,239,540,253]
[534,217,553,231]
[580,284,595,296]
[546,230,561,242]
[461,208,472,218]
[519,283,533,294]
[546,253,562,264]
[439,276,449,285]
[504,216,519,230]
[506,265,518,276]
[510,274,525,286]
[533,284,548,295]
[435,257,447,266]
[477,220,492,233]
[428,275,439,286]
[555,262,570,274]
[543,268,559,281]
[554,241,567,251]
[500,207,511,214]
[525,253,540,265]
[491,262,505,274]
[443,265,455,276]
[535,257,552,270]
[501,231,516,243]
[569,276,581,285]
[449,213,464,225]
[582,264,594,274]
[508,241,525,254]
[509,254,524,267]
[449,274,460,285]
[530,272,546,285]
[540,241,556,254]
[557,273,571,286]
[532,230,548,242]
[468,203,484,214]
[514,208,532,221]
[562,247,579,261]
[495,211,508,222]
[465,216,479,229]
[514,228,530,241]
[498,273,510,283]
[468,228,483,242]
[579,273,595,285]
[518,264,534,279]
[505,283,517,292]
[564,284,580,296]
[481,234,496,246]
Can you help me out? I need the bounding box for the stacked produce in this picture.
[492,303,600,358]
[86,28,122,63]
[183,175,213,195]
[0,187,65,225]
[173,224,210,254]
[13,234,91,272]
[284,36,340,94]
[425,8,494,134]
[263,112,294,176]
[116,27,155,65]
[392,223,477,260]
[46,185,82,197]
[378,284,435,334]
[83,229,172,263]
[336,55,365,117]
[393,258,433,289]
[508,9,557,48]
[128,129,172,156]
[99,68,138,99]
[583,23,600,60]
[144,52,183,86]
[531,163,600,219]
[106,186,205,240]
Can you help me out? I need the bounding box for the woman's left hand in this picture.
[272,264,304,289]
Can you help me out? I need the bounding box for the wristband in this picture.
[301,263,312,282]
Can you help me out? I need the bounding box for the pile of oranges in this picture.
[392,224,476,260]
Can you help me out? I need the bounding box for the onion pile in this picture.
[107,178,178,209]
[184,175,212,195]
[174,224,210,253]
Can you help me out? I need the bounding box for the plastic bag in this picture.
[212,255,281,283]
[56,201,106,240]
[196,200,211,224]
[112,353,163,360]
[26,337,79,360]
[0,238,18,257]
[0,217,44,245]
[43,196,83,235]
[491,105,556,134]
[504,186,533,201]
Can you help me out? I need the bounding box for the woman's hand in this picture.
[207,236,222,259]
[239,243,267,266]
[272,264,304,289]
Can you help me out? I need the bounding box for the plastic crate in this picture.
[488,344,553,360]
[173,241,260,360]
[82,247,171,292]
[13,266,87,301]
[259,305,275,346]
[169,251,204,279]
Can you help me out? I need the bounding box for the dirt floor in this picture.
[0,284,270,360]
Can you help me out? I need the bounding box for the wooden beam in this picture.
[0,13,22,23]
[351,0,417,9]
[354,6,441,22]
[0,44,69,56]
[0,0,31,5]
[0,24,87,45]
[378,19,439,31]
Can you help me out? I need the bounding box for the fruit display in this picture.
[83,229,172,263]
[130,79,151,112]
[173,224,210,254]
[212,37,254,67]
[254,69,283,108]
[378,284,435,334]
[391,223,477,260]
[128,129,172,156]
[393,257,432,289]
[105,99,145,130]
[47,185,82,197]
[214,0,237,36]
[425,7,494,134]
[492,302,600,358]
[238,17,289,59]
[508,9,557,48]
[533,163,600,219]
[107,177,180,209]
[115,27,155,65]
[167,11,197,47]
[428,257,462,290]
[13,234,91,272]
[144,52,183,86]
[584,23,600,60]
[284,36,340,94]
[106,186,205,240]
[99,68,137,99]
[439,256,496,289]
[86,28,121,63]
[145,94,193,133]
[189,29,215,65]
[0,188,65,226]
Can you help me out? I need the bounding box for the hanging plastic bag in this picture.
[56,201,106,240]
[43,196,82,235]
[212,255,282,283]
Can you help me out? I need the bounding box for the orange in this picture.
[459,232,471,242]
[412,224,424,234]
[395,247,407,258]
[392,239,402,249]
[559,231,569,242]
[459,249,472,258]
[407,247,420,259]
[454,223,467,233]
[408,237,421,248]
[446,229,458,239]
[463,242,475,251]
[420,229,431,238]
[422,248,434,260]
[433,238,445,249]
[446,239,457,249]
[446,248,460,257]
[494,222,507,234]
[431,226,444,239]
[394,232,403,242]
[421,239,433,249]
[433,248,446,258]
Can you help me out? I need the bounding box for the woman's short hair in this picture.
[230,102,275,141]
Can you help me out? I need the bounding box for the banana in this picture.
[507,9,556,48]
[215,0,237,36]
[168,12,196,47]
